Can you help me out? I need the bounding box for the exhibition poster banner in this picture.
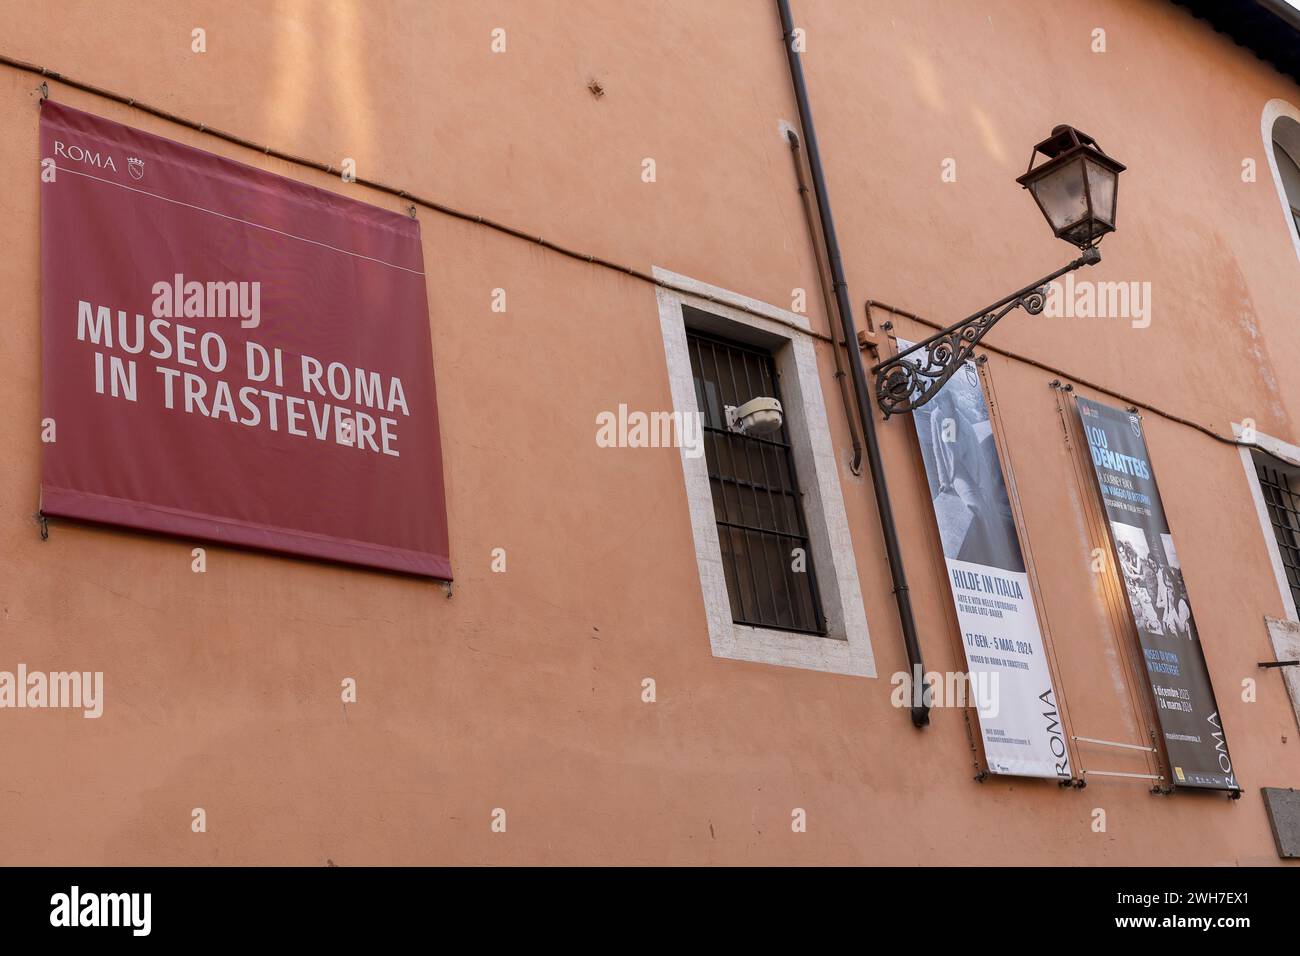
[1076,398,1235,790]
[40,101,451,578]
[901,342,1071,780]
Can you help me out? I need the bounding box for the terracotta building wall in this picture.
[0,0,1297,864]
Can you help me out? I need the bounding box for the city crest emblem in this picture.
[127,156,144,180]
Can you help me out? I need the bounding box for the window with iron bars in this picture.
[686,330,825,635]
[1254,452,1300,613]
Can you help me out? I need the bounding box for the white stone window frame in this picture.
[1236,422,1300,624]
[654,266,875,677]
[1234,423,1300,730]
[1262,98,1300,267]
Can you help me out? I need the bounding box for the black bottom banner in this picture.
[0,865,1284,941]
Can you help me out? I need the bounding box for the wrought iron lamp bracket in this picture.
[871,246,1100,418]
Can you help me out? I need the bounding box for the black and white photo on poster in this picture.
[1111,523,1193,641]
[912,360,1024,574]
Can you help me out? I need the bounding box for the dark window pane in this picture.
[1256,455,1300,614]
[686,328,826,636]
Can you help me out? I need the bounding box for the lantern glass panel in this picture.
[1029,157,1088,235]
[1085,158,1117,227]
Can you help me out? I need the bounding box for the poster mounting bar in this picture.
[1082,770,1164,780]
[1072,735,1156,753]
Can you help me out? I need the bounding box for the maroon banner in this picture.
[39,101,451,579]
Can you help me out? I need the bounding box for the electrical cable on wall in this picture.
[4,52,1291,473]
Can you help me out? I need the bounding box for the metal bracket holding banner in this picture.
[979,352,1086,787]
[1070,391,1240,793]
[1072,735,1168,790]
[1051,382,1172,790]
[1073,734,1156,753]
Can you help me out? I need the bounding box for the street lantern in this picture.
[871,125,1125,417]
[1016,125,1126,249]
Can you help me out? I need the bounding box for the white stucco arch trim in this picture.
[1262,98,1300,266]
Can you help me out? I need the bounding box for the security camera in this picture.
[725,397,784,437]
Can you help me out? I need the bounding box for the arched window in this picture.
[1264,100,1300,262]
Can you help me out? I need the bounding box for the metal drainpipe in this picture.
[785,128,863,476]
[776,0,929,726]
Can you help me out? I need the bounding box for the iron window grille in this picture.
[686,329,826,635]
[1255,454,1300,613]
